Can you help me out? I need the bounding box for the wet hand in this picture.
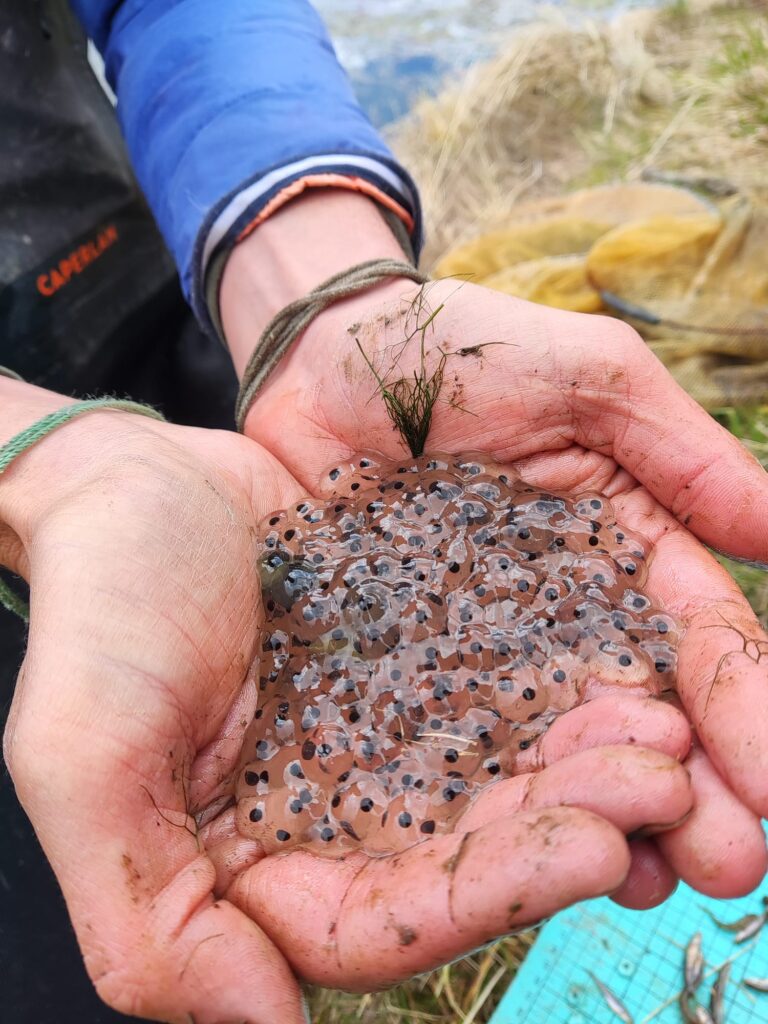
[1,405,309,1024]
[241,278,768,903]
[216,735,694,990]
[0,394,699,1014]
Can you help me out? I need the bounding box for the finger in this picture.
[589,333,768,564]
[621,513,768,817]
[459,746,693,836]
[190,673,259,814]
[8,736,305,1024]
[7,638,305,1023]
[494,314,768,564]
[656,745,767,899]
[514,694,691,773]
[609,839,678,910]
[199,805,266,897]
[229,807,630,989]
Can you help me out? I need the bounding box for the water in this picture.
[314,0,663,123]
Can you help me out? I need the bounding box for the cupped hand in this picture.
[2,407,310,1024]
[0,396,704,1019]
[239,278,768,902]
[222,735,694,990]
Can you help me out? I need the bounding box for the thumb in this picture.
[5,640,306,1023]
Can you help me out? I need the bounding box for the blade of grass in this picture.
[462,965,508,1024]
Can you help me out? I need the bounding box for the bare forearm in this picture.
[219,190,408,376]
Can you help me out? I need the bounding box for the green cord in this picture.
[0,398,166,622]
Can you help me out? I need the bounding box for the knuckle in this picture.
[596,315,645,351]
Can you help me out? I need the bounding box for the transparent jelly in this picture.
[236,453,679,857]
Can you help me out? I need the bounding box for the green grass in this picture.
[567,7,768,182]
[711,405,768,450]
[570,124,657,188]
[355,285,448,458]
[710,23,768,78]
[666,0,691,21]
[708,20,768,135]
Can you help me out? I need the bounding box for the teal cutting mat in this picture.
[490,839,768,1023]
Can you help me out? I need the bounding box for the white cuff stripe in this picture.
[200,154,416,274]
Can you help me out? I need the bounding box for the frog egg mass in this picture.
[236,453,678,857]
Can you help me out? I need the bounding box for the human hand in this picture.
[0,382,700,1014]
[0,385,311,1024]
[225,735,695,990]
[230,273,768,905]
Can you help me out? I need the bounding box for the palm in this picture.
[4,418,692,1019]
[6,422,309,1023]
[4,415,699,1015]
[243,279,768,908]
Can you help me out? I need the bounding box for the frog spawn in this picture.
[236,453,679,858]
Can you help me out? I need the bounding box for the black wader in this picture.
[1,3,238,1019]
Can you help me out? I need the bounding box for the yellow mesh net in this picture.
[435,183,768,408]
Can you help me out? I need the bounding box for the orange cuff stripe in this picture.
[235,174,415,244]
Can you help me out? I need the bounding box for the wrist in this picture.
[220,189,410,377]
[240,271,425,440]
[0,379,69,567]
[0,381,160,569]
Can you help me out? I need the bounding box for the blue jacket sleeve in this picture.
[70,0,423,330]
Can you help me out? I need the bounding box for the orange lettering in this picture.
[35,223,121,298]
[59,257,74,284]
[37,274,54,297]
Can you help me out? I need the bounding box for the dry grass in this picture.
[307,932,537,1024]
[390,0,768,267]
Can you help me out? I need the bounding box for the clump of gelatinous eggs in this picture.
[236,453,679,858]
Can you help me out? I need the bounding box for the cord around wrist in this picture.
[235,259,428,431]
[0,399,165,594]
[240,272,425,442]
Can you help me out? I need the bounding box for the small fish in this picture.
[588,972,634,1024]
[735,911,767,944]
[679,992,714,1024]
[693,1008,716,1024]
[702,908,762,933]
[744,976,768,992]
[710,963,730,1024]
[684,932,704,992]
